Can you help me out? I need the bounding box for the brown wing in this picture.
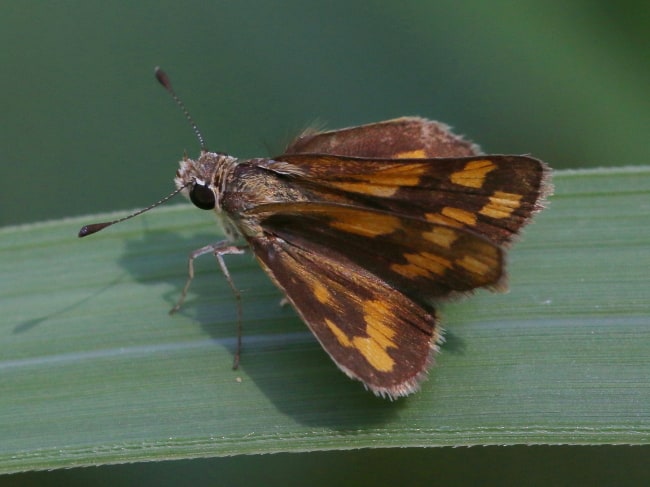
[283,117,480,158]
[256,154,551,247]
[247,231,441,399]
[245,203,505,304]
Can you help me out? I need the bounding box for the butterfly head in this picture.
[175,151,238,212]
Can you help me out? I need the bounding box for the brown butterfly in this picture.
[80,68,551,399]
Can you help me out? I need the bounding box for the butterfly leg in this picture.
[170,240,247,368]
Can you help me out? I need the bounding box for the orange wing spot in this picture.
[330,212,400,237]
[425,212,463,228]
[391,252,452,278]
[329,181,399,197]
[394,149,426,159]
[377,163,427,185]
[422,226,460,249]
[351,337,395,372]
[356,299,397,371]
[390,262,429,279]
[455,254,492,278]
[479,191,523,219]
[313,281,332,304]
[324,304,396,373]
[329,163,426,196]
[325,318,354,347]
[362,300,396,345]
[441,206,478,226]
[450,159,496,188]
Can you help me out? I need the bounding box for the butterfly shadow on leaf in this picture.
[119,226,406,427]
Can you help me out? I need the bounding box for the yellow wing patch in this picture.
[479,191,523,219]
[313,281,333,304]
[425,212,464,228]
[421,226,460,249]
[324,298,398,373]
[441,207,478,226]
[328,163,427,197]
[394,149,427,159]
[329,212,400,237]
[390,252,452,279]
[456,254,491,276]
[328,181,399,197]
[450,159,496,188]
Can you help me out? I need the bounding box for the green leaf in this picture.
[1,167,649,474]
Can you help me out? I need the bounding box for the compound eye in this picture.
[189,183,215,210]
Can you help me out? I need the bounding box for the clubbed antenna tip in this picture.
[154,66,207,151]
[77,183,189,238]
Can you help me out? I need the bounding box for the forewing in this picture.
[247,233,440,399]
[258,154,550,246]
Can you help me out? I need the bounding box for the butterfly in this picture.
[80,68,551,399]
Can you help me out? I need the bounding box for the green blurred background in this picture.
[1,0,648,484]
[2,1,648,227]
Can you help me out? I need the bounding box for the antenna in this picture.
[154,66,208,151]
[78,67,203,238]
[78,183,190,237]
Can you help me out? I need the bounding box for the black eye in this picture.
[189,183,216,210]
